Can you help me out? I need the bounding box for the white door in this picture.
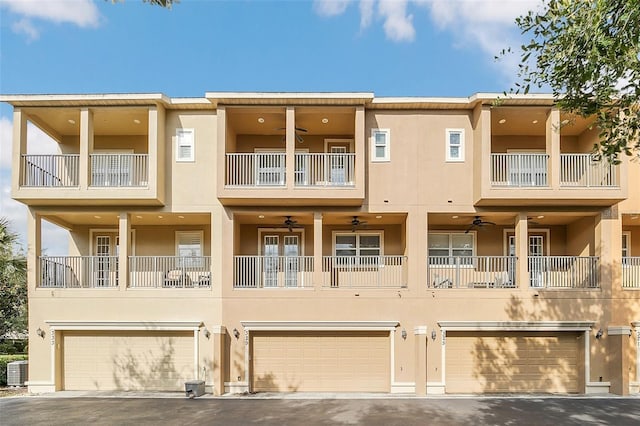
[263,235,279,287]
[284,235,300,287]
[330,146,347,184]
[255,150,285,186]
[95,236,112,287]
[528,236,545,287]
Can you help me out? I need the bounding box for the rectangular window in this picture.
[176,129,195,162]
[428,232,474,265]
[176,231,203,267]
[622,232,630,258]
[371,129,390,162]
[335,232,383,265]
[446,129,465,162]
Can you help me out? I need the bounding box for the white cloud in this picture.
[378,0,415,42]
[358,0,374,30]
[313,0,351,16]
[1,0,101,39]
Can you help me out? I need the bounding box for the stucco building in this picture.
[2,92,639,395]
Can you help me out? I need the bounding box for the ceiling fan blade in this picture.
[295,127,308,133]
[465,224,476,234]
[481,221,496,226]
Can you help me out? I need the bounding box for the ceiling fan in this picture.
[465,216,496,233]
[527,217,541,226]
[351,216,368,232]
[275,126,308,143]
[283,216,303,232]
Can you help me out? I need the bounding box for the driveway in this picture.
[1,395,639,425]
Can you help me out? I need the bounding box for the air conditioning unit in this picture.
[7,360,28,386]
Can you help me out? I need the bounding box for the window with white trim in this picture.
[371,129,390,162]
[622,232,630,258]
[176,129,195,162]
[445,129,465,162]
[428,232,474,265]
[176,231,203,267]
[335,232,382,266]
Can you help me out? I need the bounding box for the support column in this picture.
[354,106,365,195]
[27,207,42,292]
[212,326,226,395]
[407,208,427,290]
[546,108,560,188]
[414,326,428,396]
[285,107,295,189]
[608,326,632,395]
[597,208,621,304]
[515,212,529,289]
[79,108,94,190]
[118,212,130,291]
[313,212,323,288]
[11,109,28,193]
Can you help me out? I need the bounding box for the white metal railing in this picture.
[234,256,313,288]
[622,257,640,289]
[90,154,148,187]
[322,256,407,288]
[129,256,211,288]
[560,154,619,187]
[294,153,355,186]
[491,153,549,187]
[226,153,286,187]
[529,256,599,288]
[428,256,517,288]
[21,154,80,187]
[39,256,118,288]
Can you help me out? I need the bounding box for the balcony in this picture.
[39,256,119,288]
[323,255,407,288]
[622,257,640,289]
[491,154,549,187]
[226,153,286,187]
[234,256,314,288]
[560,154,619,187]
[129,256,211,288]
[295,153,355,187]
[21,155,80,187]
[90,154,149,187]
[528,256,599,289]
[428,256,516,288]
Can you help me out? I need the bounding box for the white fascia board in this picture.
[205,92,374,99]
[371,97,471,105]
[45,320,202,331]
[437,321,595,332]
[240,321,399,331]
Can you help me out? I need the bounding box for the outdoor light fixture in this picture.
[431,330,437,341]
[596,329,604,339]
[401,329,407,340]
[36,327,45,338]
[233,328,240,339]
[203,328,211,339]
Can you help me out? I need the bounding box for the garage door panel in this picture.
[446,331,580,394]
[252,331,389,392]
[63,331,193,391]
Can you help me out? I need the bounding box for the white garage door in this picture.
[252,331,390,392]
[445,331,580,393]
[63,331,194,391]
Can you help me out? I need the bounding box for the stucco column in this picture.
[407,209,427,290]
[11,108,27,193]
[118,212,130,291]
[354,106,365,192]
[212,326,226,395]
[148,106,164,201]
[313,212,323,288]
[596,208,621,308]
[414,326,428,396]
[216,107,227,194]
[27,207,42,292]
[79,108,94,190]
[546,108,560,188]
[608,326,632,395]
[515,212,529,289]
[285,107,295,189]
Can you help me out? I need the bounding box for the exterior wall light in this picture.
[233,328,240,339]
[431,330,437,341]
[203,328,211,339]
[36,327,45,338]
[595,329,604,339]
[401,329,407,340]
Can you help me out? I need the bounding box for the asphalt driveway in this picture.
[1,396,639,425]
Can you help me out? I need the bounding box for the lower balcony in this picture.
[529,256,599,289]
[428,256,516,289]
[129,256,211,288]
[322,255,407,288]
[234,256,314,288]
[40,256,119,288]
[623,257,640,289]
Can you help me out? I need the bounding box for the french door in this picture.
[262,234,300,287]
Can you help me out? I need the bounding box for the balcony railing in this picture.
[322,256,407,288]
[294,153,355,187]
[39,256,118,288]
[90,154,148,187]
[491,153,549,187]
[529,256,599,288]
[560,154,619,187]
[21,154,80,187]
[622,257,640,289]
[129,256,211,288]
[226,153,286,187]
[428,256,516,288]
[234,256,314,288]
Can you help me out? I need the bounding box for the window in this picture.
[176,129,195,162]
[622,232,630,258]
[176,231,203,267]
[428,232,474,265]
[335,232,382,265]
[446,129,465,162]
[371,129,390,162]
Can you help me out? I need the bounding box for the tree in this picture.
[510,0,640,162]
[111,0,178,8]
[0,218,27,338]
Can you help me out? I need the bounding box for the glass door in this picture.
[284,235,300,287]
[263,235,279,287]
[95,236,111,287]
[528,235,545,287]
[329,146,347,184]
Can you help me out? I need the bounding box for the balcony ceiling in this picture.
[227,107,355,135]
[428,213,597,227]
[25,107,149,138]
[234,212,406,226]
[492,107,595,137]
[43,212,210,227]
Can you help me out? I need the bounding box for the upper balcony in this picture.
[474,104,627,206]
[215,100,366,206]
[8,99,165,206]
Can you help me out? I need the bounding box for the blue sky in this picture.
[0,0,540,252]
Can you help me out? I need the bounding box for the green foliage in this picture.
[508,0,640,161]
[0,355,28,386]
[0,218,27,338]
